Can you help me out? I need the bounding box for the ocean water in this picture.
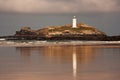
[0,45,120,80]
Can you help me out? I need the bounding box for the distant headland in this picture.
[0,17,120,41]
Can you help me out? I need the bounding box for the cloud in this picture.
[78,0,119,12]
[0,0,120,13]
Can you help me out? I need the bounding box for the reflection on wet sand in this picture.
[0,45,120,80]
[17,47,31,57]
[16,47,43,57]
[73,46,77,79]
[16,45,98,79]
[16,46,97,63]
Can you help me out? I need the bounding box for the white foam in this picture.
[0,38,6,41]
[0,40,120,46]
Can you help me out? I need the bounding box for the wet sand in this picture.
[0,45,120,80]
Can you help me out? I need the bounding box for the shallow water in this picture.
[0,45,120,80]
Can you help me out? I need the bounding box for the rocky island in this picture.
[0,23,120,41]
[0,16,120,41]
[14,23,107,40]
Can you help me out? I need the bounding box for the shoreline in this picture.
[0,40,120,47]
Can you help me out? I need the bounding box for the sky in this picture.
[0,0,120,13]
[0,0,120,36]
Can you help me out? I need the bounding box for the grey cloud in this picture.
[0,0,120,13]
[116,0,120,6]
[44,0,74,2]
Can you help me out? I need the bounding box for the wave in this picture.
[0,40,120,47]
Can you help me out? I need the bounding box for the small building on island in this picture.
[72,16,77,28]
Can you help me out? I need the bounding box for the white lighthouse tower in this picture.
[72,16,77,28]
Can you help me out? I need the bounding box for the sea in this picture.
[0,40,120,80]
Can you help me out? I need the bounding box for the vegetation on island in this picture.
[14,23,108,40]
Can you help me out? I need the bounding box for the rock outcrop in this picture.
[15,23,106,40]
[16,27,37,35]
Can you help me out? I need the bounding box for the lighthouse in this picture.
[72,16,77,28]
